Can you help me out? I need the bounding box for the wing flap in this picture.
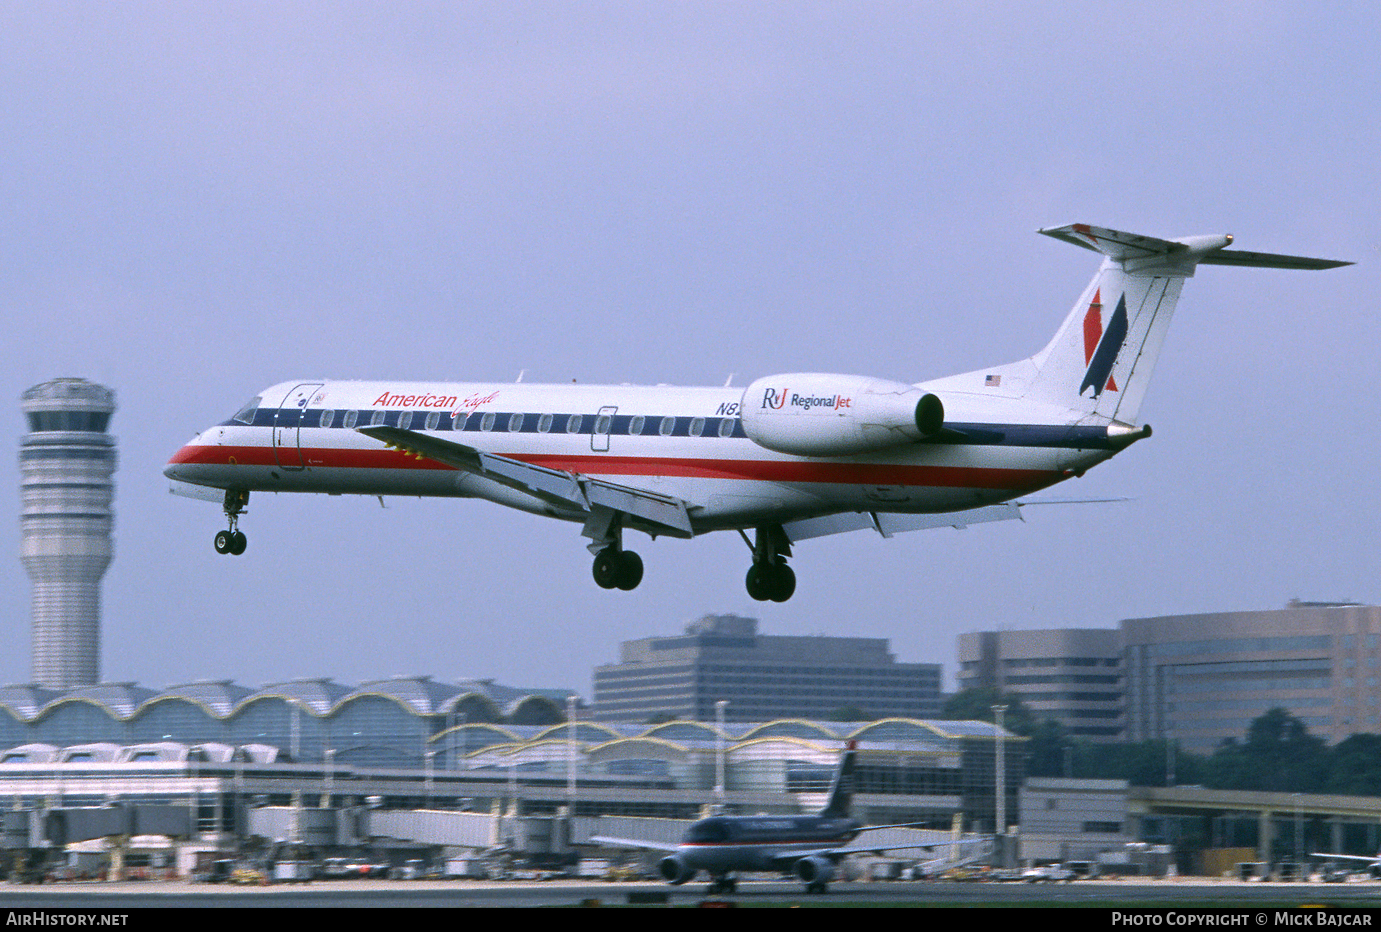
[782,503,1021,543]
[357,425,695,537]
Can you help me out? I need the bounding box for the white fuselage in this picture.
[165,377,1116,535]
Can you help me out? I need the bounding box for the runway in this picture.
[5,878,1381,908]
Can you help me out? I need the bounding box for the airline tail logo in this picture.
[1080,290,1127,398]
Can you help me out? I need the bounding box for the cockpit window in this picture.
[232,397,261,425]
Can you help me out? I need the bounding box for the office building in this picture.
[592,614,942,723]
[956,628,1124,742]
[1123,601,1381,750]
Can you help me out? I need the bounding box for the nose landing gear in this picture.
[214,490,249,556]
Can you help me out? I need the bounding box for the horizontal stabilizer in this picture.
[1040,223,1351,270]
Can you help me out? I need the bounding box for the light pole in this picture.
[715,700,728,810]
[425,750,436,808]
[992,703,1008,861]
[567,695,578,813]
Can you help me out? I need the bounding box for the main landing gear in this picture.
[742,525,795,602]
[706,875,737,895]
[213,490,249,556]
[585,508,644,591]
[592,546,643,591]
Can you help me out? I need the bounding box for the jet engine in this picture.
[659,855,696,885]
[794,855,836,885]
[740,373,945,456]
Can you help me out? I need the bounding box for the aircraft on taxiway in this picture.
[165,224,1349,600]
[592,740,985,895]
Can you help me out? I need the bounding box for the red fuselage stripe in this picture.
[169,444,1059,490]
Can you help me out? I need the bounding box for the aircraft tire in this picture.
[214,530,232,555]
[592,548,620,589]
[745,564,773,601]
[230,531,248,555]
[614,550,643,590]
[768,564,796,602]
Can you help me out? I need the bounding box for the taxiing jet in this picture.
[591,741,981,894]
[165,225,1348,599]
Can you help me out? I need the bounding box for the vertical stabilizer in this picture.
[1016,224,1348,425]
[819,740,857,818]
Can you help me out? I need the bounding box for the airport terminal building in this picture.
[0,676,1025,865]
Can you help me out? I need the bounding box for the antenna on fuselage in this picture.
[516,370,525,383]
[724,373,735,387]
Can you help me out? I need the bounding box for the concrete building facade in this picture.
[1123,602,1381,750]
[593,614,942,723]
[956,628,1124,742]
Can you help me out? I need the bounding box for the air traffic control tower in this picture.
[20,379,116,688]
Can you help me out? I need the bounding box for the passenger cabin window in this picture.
[538,413,553,433]
[480,412,496,431]
[594,414,611,435]
[659,416,675,436]
[718,417,735,438]
[425,412,440,430]
[398,411,413,430]
[689,417,705,437]
[320,410,335,428]
[629,415,645,435]
[508,413,524,432]
[566,414,583,433]
[343,410,358,429]
[370,410,385,427]
[452,413,467,431]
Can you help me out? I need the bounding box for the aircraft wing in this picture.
[766,836,988,870]
[781,504,1020,544]
[1310,852,1380,865]
[357,426,696,538]
[589,835,681,854]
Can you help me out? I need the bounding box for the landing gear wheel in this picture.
[214,530,232,554]
[768,564,795,602]
[592,548,620,589]
[614,550,643,590]
[229,530,248,555]
[746,563,795,602]
[806,880,827,894]
[746,564,773,601]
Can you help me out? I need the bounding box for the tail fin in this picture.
[1005,225,1350,424]
[819,740,857,818]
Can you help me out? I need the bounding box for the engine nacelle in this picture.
[659,855,696,885]
[795,855,836,885]
[740,373,944,457]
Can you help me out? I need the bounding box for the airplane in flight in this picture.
[165,224,1349,600]
[591,740,984,894]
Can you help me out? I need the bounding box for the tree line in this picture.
[943,687,1381,796]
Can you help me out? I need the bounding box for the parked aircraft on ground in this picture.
[166,225,1348,599]
[591,741,982,894]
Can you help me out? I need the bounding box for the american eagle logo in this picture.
[1080,289,1126,398]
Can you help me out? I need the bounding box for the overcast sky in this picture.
[1,2,1374,699]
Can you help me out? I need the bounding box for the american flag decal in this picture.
[985,374,1001,387]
